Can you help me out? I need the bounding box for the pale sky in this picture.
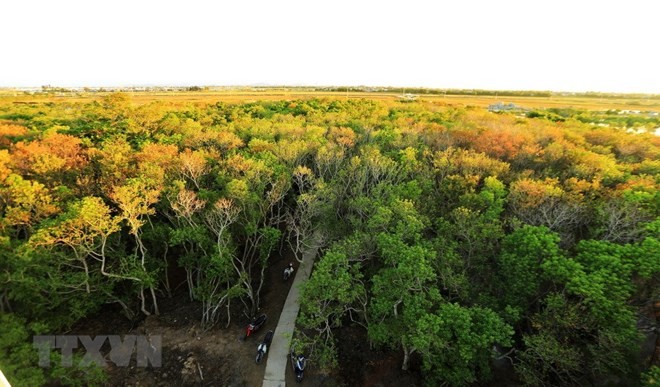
[1,0,658,93]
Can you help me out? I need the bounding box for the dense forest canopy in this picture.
[0,94,658,385]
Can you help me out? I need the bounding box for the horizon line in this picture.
[2,84,659,96]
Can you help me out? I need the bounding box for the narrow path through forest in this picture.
[262,234,322,387]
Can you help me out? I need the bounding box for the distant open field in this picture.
[2,88,660,111]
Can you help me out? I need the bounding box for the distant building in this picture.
[488,102,519,112]
[399,93,418,101]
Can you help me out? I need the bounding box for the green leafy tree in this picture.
[299,249,366,370]
[412,303,513,386]
[497,225,561,316]
[369,232,439,371]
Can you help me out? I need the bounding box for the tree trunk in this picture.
[401,341,415,371]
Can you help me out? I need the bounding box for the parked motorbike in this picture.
[242,314,267,340]
[291,350,306,383]
[255,330,274,364]
[283,263,295,281]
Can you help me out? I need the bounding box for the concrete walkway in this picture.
[262,235,321,387]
